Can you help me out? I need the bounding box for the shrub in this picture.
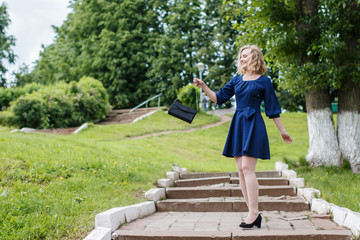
[69,77,111,124]
[0,110,14,126]
[7,78,111,129]
[12,93,50,129]
[0,83,42,111]
[42,90,74,128]
[0,88,24,111]
[177,84,200,111]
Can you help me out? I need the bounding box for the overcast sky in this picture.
[3,0,72,76]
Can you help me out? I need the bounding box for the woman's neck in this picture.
[243,71,261,80]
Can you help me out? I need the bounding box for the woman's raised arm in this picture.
[193,78,217,104]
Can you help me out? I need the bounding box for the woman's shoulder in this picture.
[229,75,241,85]
[258,75,272,84]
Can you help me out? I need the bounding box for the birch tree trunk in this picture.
[305,89,341,166]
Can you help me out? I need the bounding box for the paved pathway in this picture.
[129,114,231,140]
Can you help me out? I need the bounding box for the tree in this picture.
[0,2,16,87]
[227,0,340,166]
[146,0,204,104]
[31,0,243,109]
[322,0,360,173]
[198,0,242,90]
[32,0,165,108]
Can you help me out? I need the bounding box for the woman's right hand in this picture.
[193,78,206,88]
[281,131,293,144]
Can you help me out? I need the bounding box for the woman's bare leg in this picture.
[242,155,259,223]
[234,156,249,209]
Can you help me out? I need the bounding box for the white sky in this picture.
[3,0,72,76]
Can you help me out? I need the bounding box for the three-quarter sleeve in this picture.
[264,78,281,119]
[216,77,235,106]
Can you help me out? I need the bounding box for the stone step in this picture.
[156,197,309,212]
[113,211,351,240]
[175,176,231,187]
[174,176,289,187]
[180,171,281,179]
[231,177,289,186]
[166,186,296,199]
[113,230,351,240]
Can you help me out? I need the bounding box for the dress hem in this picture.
[222,153,271,160]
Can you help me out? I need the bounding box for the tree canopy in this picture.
[29,0,242,108]
[226,0,360,94]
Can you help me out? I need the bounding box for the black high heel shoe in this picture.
[239,214,262,228]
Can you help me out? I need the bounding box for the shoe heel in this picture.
[254,214,262,228]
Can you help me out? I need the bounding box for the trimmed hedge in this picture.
[3,77,111,129]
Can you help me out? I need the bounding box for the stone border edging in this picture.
[275,161,360,238]
[84,165,187,240]
[84,201,156,240]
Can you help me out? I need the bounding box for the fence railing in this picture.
[130,93,162,113]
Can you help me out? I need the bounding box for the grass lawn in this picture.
[0,109,359,239]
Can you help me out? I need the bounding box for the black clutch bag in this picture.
[168,100,197,124]
[168,86,199,124]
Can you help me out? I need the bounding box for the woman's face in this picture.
[240,48,252,71]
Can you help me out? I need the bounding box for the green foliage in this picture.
[226,0,360,93]
[0,109,13,126]
[318,0,360,86]
[12,93,50,129]
[8,78,110,129]
[0,2,16,86]
[32,0,164,108]
[277,89,306,112]
[30,0,242,108]
[41,89,74,128]
[177,84,200,110]
[68,77,111,125]
[0,83,42,110]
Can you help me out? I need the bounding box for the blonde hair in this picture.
[237,45,267,75]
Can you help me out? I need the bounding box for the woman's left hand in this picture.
[281,132,292,144]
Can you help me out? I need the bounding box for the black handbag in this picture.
[168,86,198,124]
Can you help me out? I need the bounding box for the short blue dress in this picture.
[216,75,281,159]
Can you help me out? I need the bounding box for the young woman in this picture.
[193,45,292,229]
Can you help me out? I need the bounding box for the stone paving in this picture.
[117,211,340,232]
[113,211,351,239]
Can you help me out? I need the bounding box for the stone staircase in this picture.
[111,170,352,240]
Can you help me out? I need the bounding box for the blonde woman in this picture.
[193,45,292,229]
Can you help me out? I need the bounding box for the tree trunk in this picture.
[305,88,340,166]
[337,0,360,173]
[338,82,360,173]
[295,0,340,167]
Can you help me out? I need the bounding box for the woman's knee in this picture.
[242,157,257,175]
[234,156,244,173]
[242,165,254,176]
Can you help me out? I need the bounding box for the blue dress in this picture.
[216,75,281,159]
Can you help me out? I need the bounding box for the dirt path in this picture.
[129,115,232,140]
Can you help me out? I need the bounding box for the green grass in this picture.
[0,109,358,239]
[284,157,360,213]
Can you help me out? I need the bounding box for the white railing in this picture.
[130,93,162,112]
